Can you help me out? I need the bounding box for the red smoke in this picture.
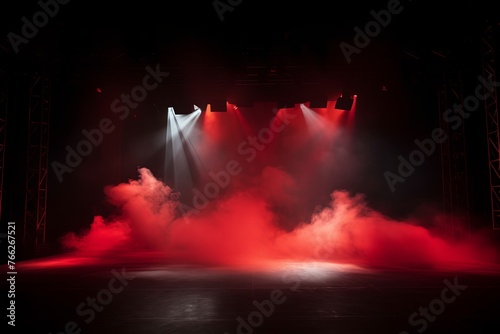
[60,104,499,271]
[61,167,499,271]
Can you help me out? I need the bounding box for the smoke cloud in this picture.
[60,104,499,271]
[61,167,499,271]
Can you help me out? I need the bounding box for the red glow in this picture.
[230,104,253,136]
[201,103,223,142]
[59,168,499,271]
[20,256,98,269]
[347,95,356,129]
[51,99,500,273]
[326,100,345,124]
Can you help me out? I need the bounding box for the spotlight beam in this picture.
[300,104,330,134]
[172,110,208,180]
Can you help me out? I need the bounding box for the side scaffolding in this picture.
[482,22,500,230]
[23,74,51,256]
[0,69,6,222]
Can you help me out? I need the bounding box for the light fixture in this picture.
[335,90,355,111]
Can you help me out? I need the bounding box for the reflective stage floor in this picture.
[8,254,500,334]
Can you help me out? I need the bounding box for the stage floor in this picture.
[8,254,500,334]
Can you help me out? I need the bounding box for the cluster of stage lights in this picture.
[166,105,202,136]
[164,98,355,194]
[164,97,357,140]
[166,95,356,116]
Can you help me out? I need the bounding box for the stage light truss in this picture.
[0,69,6,222]
[482,23,500,230]
[24,74,50,254]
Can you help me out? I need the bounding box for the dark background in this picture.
[0,0,498,257]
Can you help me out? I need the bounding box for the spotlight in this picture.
[334,95,354,111]
[170,100,197,114]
